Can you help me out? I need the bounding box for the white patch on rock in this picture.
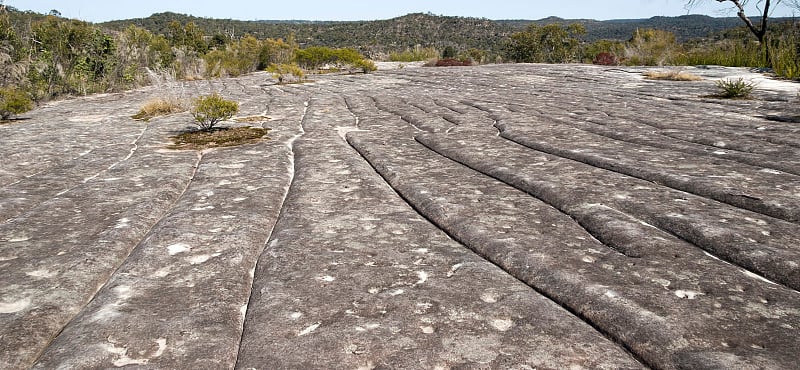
[290,312,303,320]
[153,267,170,278]
[491,319,514,332]
[188,255,211,265]
[114,218,131,229]
[421,326,435,334]
[413,248,429,254]
[582,256,596,263]
[167,243,191,255]
[154,338,167,358]
[675,290,704,299]
[389,289,405,296]
[742,270,779,285]
[447,263,464,278]
[318,275,336,282]
[415,271,429,285]
[298,323,321,336]
[7,236,29,242]
[480,292,498,303]
[0,298,31,313]
[191,205,215,211]
[25,269,57,278]
[105,342,148,367]
[219,163,245,169]
[652,278,671,289]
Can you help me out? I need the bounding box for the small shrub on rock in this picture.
[191,93,239,131]
[0,87,33,120]
[593,52,619,66]
[433,58,473,67]
[267,63,305,84]
[715,78,756,99]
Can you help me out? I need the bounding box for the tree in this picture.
[502,23,586,64]
[687,0,800,65]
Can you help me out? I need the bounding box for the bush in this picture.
[389,46,439,62]
[593,52,619,66]
[0,87,33,120]
[503,23,586,63]
[715,77,756,98]
[432,58,473,67]
[352,59,377,73]
[191,93,238,131]
[624,29,677,66]
[266,63,305,84]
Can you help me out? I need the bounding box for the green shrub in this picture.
[191,93,239,131]
[0,87,33,120]
[624,29,677,66]
[502,23,586,63]
[352,58,377,73]
[389,46,439,62]
[266,63,305,84]
[715,78,756,99]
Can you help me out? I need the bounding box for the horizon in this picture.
[4,0,799,23]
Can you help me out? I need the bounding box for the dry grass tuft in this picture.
[132,98,187,121]
[169,126,269,150]
[644,70,703,81]
[234,115,270,123]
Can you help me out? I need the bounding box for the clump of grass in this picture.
[169,127,269,150]
[644,70,702,81]
[714,77,756,99]
[132,98,186,121]
[234,115,270,123]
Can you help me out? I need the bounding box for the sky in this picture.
[3,0,799,23]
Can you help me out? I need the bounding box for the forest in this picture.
[1,5,798,117]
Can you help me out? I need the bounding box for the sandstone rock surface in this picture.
[1,64,798,369]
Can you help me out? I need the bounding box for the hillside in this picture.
[99,12,780,54]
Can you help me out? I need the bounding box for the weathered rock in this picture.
[0,65,798,369]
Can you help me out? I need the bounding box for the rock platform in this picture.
[1,64,799,369]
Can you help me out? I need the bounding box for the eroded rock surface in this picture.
[1,64,798,369]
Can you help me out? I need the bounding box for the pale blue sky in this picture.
[4,0,798,22]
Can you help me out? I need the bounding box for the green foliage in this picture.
[204,35,264,77]
[442,46,457,59]
[389,46,439,62]
[583,39,626,64]
[768,24,800,80]
[462,48,489,64]
[715,78,756,99]
[352,58,378,73]
[502,23,586,63]
[624,28,677,66]
[673,39,763,67]
[266,63,305,84]
[296,46,374,72]
[191,93,239,131]
[0,87,33,119]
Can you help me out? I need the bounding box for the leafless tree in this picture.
[687,0,799,65]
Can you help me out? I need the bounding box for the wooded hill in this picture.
[100,12,789,54]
